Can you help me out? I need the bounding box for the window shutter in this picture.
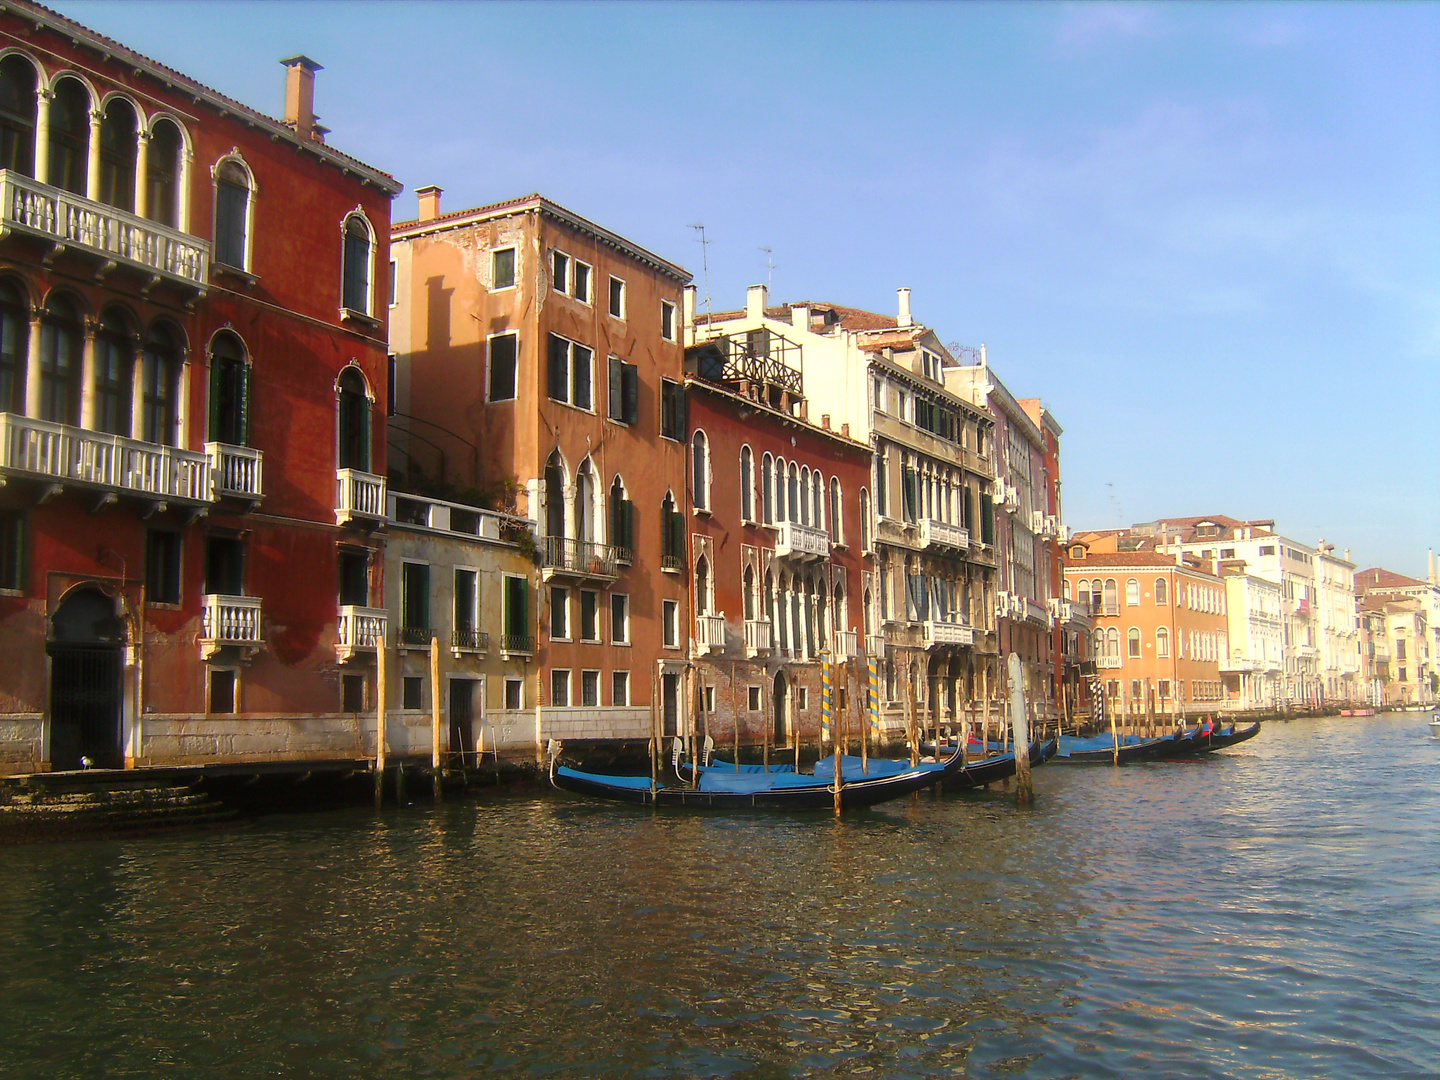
[208,358,221,442]
[608,356,623,420]
[622,363,639,425]
[547,335,567,402]
[237,361,250,447]
[981,493,995,545]
[621,499,634,549]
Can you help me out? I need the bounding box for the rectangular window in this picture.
[550,585,570,640]
[1158,679,1171,699]
[504,677,523,710]
[572,260,591,304]
[204,536,245,596]
[492,247,516,290]
[0,511,23,591]
[660,378,684,440]
[503,575,530,651]
[612,670,630,706]
[550,669,570,707]
[388,260,397,306]
[748,685,761,711]
[403,676,423,711]
[580,590,600,642]
[401,562,431,639]
[608,276,625,318]
[611,594,630,644]
[547,334,593,410]
[552,250,569,293]
[209,669,236,714]
[454,569,478,647]
[607,356,639,424]
[146,530,181,605]
[488,333,517,402]
[796,687,809,710]
[661,300,676,341]
[704,686,715,715]
[341,672,367,713]
[581,669,600,707]
[338,549,369,606]
[663,599,679,648]
[387,354,396,418]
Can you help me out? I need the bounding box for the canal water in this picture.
[2,714,1438,1078]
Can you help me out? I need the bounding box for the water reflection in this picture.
[1,716,1438,1077]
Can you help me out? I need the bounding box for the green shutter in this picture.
[237,361,250,446]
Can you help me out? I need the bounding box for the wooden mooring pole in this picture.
[1008,653,1033,805]
[431,636,443,803]
[375,630,388,810]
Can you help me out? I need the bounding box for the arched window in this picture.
[1157,626,1170,658]
[0,280,28,412]
[859,487,870,551]
[146,119,183,228]
[691,430,709,511]
[834,581,846,635]
[544,453,567,539]
[1106,626,1120,663]
[661,490,682,567]
[336,367,371,472]
[48,77,89,196]
[765,569,775,639]
[93,307,135,436]
[739,445,753,521]
[208,332,249,445]
[1062,579,1071,601]
[774,456,786,522]
[742,564,755,620]
[1154,577,1168,605]
[1128,627,1141,658]
[816,578,828,649]
[39,293,81,425]
[695,555,710,615]
[761,452,773,524]
[863,587,873,636]
[799,466,810,526]
[828,477,842,543]
[1102,578,1118,613]
[608,475,634,558]
[98,97,138,212]
[214,158,253,271]
[1125,578,1139,606]
[574,459,596,542]
[1092,627,1104,659]
[0,55,37,176]
[812,471,823,531]
[787,462,799,522]
[142,322,182,446]
[342,212,374,314]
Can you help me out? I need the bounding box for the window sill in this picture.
[547,398,597,416]
[341,307,381,332]
[213,262,258,287]
[147,601,183,611]
[692,507,711,518]
[612,641,631,647]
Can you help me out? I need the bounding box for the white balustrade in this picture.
[775,519,829,561]
[923,620,975,648]
[696,612,726,653]
[0,412,210,502]
[744,619,772,657]
[200,594,263,657]
[207,442,264,500]
[920,518,969,550]
[336,468,386,524]
[336,605,387,661]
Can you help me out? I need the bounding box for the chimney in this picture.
[747,284,767,321]
[791,304,809,332]
[683,284,697,330]
[416,185,442,222]
[1344,548,1351,563]
[281,55,324,142]
[897,287,912,328]
[841,422,850,438]
[821,413,830,430]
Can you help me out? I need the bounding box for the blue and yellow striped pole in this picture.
[820,651,833,749]
[868,656,880,748]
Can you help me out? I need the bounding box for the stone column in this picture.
[133,128,150,220]
[24,313,43,419]
[79,316,97,431]
[86,109,102,202]
[33,88,51,186]
[130,332,146,442]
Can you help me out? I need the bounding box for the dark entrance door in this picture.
[772,671,788,746]
[48,588,125,771]
[449,678,476,763]
[661,673,679,738]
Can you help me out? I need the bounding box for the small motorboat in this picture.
[1429,714,1440,739]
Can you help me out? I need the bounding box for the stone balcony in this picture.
[775,519,829,561]
[336,468,386,526]
[696,612,726,654]
[0,412,210,507]
[920,518,969,551]
[923,619,975,648]
[199,594,263,659]
[865,633,886,658]
[833,629,859,659]
[744,619,772,657]
[540,536,619,581]
[206,442,263,503]
[0,169,209,292]
[335,605,386,662]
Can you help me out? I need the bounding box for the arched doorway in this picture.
[48,587,125,770]
[772,670,788,747]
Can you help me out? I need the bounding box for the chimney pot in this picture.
[841,422,850,438]
[747,284,767,321]
[416,185,442,222]
[897,287,912,328]
[280,55,323,141]
[821,413,830,430]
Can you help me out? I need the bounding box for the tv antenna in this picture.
[760,246,776,291]
[690,223,712,323]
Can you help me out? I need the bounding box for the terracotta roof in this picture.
[1063,551,1214,573]
[1357,567,1425,590]
[697,300,902,334]
[1132,514,1276,540]
[14,0,401,193]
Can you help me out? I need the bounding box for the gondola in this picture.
[1191,720,1261,752]
[1054,730,1178,763]
[913,737,1058,791]
[550,739,966,810]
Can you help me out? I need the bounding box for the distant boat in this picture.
[1429,714,1440,740]
[551,741,965,810]
[1193,721,1262,752]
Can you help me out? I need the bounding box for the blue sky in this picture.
[57,1,1440,577]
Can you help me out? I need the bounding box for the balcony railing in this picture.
[541,536,619,580]
[200,594,263,658]
[833,629,859,658]
[336,605,386,662]
[207,442,263,502]
[744,619,772,657]
[1021,598,1048,625]
[920,518,969,551]
[396,625,433,649]
[0,170,209,289]
[0,413,210,503]
[696,612,726,653]
[452,629,490,653]
[775,519,829,561]
[1096,656,1123,669]
[660,553,685,572]
[336,468,386,525]
[924,619,975,648]
[500,633,535,655]
[865,633,886,657]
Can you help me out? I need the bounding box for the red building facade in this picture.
[684,330,872,753]
[0,3,399,773]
